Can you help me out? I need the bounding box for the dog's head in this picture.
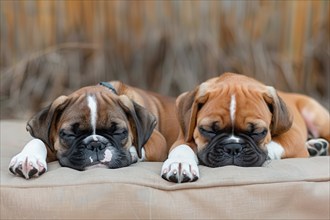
[27,85,156,170]
[177,73,292,167]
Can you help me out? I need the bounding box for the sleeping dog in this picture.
[161,73,330,183]
[9,82,179,179]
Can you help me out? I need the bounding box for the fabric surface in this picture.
[1,120,329,219]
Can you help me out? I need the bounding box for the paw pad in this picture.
[306,138,329,157]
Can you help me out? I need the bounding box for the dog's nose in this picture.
[224,144,242,156]
[86,141,105,151]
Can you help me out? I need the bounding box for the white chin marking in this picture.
[266,141,284,160]
[87,95,97,135]
[101,149,112,163]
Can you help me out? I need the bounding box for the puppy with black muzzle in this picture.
[161,73,330,183]
[9,82,179,179]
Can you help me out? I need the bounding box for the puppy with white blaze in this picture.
[161,73,330,183]
[9,82,179,179]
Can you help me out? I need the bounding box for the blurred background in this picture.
[0,0,329,119]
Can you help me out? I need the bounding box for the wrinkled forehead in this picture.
[202,83,266,106]
[59,92,127,130]
[199,88,269,128]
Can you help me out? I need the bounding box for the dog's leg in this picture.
[161,144,199,183]
[298,96,330,141]
[272,125,310,158]
[266,141,285,160]
[296,95,330,155]
[143,130,168,162]
[9,139,47,179]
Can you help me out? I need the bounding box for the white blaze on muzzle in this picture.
[230,94,236,126]
[228,135,242,143]
[87,95,98,139]
[82,135,109,145]
[229,94,241,141]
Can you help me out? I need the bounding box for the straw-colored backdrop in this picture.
[0,0,329,119]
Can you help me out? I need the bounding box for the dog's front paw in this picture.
[161,145,199,183]
[9,139,47,179]
[129,146,146,163]
[306,138,329,157]
[9,154,47,179]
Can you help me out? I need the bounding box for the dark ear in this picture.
[118,95,157,158]
[263,87,293,136]
[176,87,209,142]
[27,96,69,151]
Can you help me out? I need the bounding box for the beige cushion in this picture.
[1,120,329,219]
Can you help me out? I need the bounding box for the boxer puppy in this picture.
[161,73,330,183]
[9,82,179,179]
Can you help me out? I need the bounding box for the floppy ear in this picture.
[26,96,69,151]
[118,95,157,158]
[263,86,293,136]
[176,87,209,142]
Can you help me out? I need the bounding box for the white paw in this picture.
[9,139,47,179]
[266,141,284,160]
[306,138,329,157]
[161,145,199,183]
[129,146,145,163]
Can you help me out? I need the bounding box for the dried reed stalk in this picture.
[0,0,329,119]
